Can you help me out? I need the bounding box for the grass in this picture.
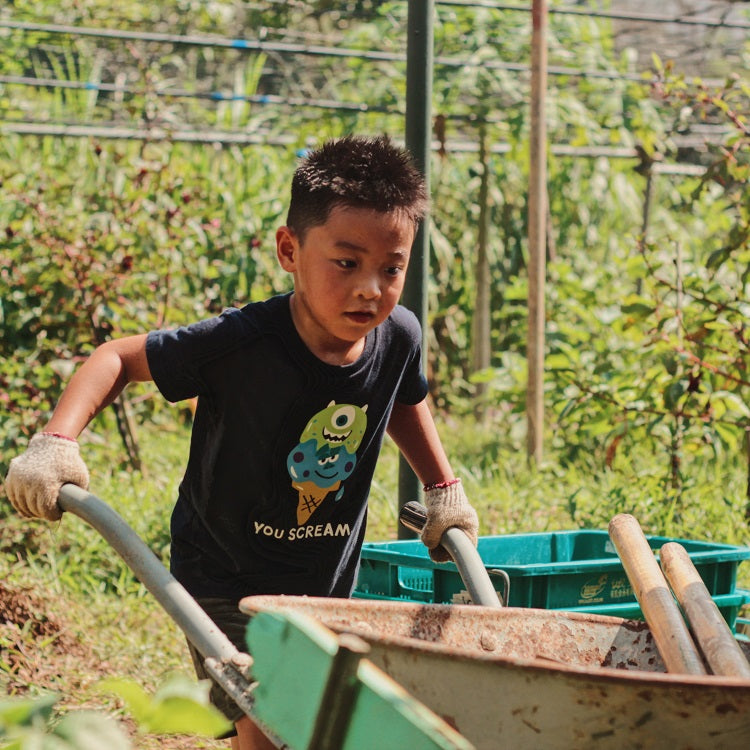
[2,408,749,745]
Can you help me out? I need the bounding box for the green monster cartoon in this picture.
[287,401,368,524]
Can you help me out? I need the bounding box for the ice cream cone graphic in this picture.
[287,402,368,526]
[293,480,341,525]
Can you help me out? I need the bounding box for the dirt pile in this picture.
[0,582,96,693]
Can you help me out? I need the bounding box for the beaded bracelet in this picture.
[422,478,461,492]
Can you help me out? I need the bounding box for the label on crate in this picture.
[608,575,634,600]
[578,573,633,604]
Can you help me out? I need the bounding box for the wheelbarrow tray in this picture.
[57,485,750,749]
[240,594,750,750]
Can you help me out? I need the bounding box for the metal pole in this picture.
[526,0,547,463]
[399,0,434,537]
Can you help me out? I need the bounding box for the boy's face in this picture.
[276,204,415,365]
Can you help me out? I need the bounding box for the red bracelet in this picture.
[41,431,77,442]
[423,478,461,492]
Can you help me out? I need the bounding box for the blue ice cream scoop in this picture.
[287,438,357,489]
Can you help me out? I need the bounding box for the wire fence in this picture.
[0,1,747,162]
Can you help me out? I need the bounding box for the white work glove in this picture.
[4,433,89,521]
[421,479,479,563]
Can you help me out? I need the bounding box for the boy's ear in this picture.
[276,226,299,271]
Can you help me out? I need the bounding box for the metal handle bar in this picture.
[58,483,238,662]
[399,501,503,608]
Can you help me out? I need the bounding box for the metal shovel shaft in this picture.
[57,483,238,662]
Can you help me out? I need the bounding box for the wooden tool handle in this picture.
[608,514,706,675]
[660,542,750,679]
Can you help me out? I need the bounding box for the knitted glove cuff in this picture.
[29,433,87,477]
[423,478,467,513]
[31,431,80,450]
[421,479,479,562]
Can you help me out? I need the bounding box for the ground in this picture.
[0,581,226,749]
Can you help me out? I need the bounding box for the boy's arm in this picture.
[386,399,454,484]
[4,335,153,520]
[387,399,479,562]
[46,334,152,438]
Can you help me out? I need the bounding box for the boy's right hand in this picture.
[4,433,89,521]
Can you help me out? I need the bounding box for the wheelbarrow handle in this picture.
[57,483,238,663]
[399,501,503,608]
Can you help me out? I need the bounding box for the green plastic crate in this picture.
[354,530,750,628]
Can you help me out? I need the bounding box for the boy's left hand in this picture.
[421,479,478,563]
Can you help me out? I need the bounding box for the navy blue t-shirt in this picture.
[145,293,428,600]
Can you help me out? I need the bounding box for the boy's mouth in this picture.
[345,311,376,324]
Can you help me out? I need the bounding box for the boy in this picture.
[5,135,479,749]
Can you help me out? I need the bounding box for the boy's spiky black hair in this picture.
[286,135,428,239]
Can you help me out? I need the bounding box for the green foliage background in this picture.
[1,3,749,555]
[1,3,749,744]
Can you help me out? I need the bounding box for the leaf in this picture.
[661,354,678,376]
[605,432,624,469]
[545,352,575,370]
[53,711,132,750]
[142,695,231,736]
[0,694,59,729]
[97,679,152,721]
[468,367,497,385]
[706,247,730,269]
[711,391,750,419]
[663,381,685,411]
[558,398,582,420]
[621,302,654,318]
[713,421,740,451]
[97,674,231,737]
[152,673,213,706]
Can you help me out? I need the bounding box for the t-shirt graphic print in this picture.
[286,401,368,524]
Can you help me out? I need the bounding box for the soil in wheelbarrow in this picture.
[0,581,226,749]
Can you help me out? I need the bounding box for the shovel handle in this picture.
[660,542,750,678]
[608,513,706,675]
[399,501,503,608]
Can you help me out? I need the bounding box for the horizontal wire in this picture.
[1,74,736,135]
[439,1,750,29]
[0,118,716,173]
[0,18,694,83]
[0,120,300,145]
[0,19,404,60]
[0,74,397,113]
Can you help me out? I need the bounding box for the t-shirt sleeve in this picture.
[145,308,246,403]
[391,306,430,406]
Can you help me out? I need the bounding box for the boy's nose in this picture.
[357,275,381,300]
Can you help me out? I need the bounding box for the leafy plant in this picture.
[0,693,131,750]
[545,69,750,511]
[97,674,231,738]
[0,674,230,749]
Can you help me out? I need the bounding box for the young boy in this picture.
[5,134,479,749]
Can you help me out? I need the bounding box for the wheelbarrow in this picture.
[53,487,750,749]
[56,485,496,749]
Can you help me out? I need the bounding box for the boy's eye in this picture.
[385,266,404,277]
[335,259,356,269]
